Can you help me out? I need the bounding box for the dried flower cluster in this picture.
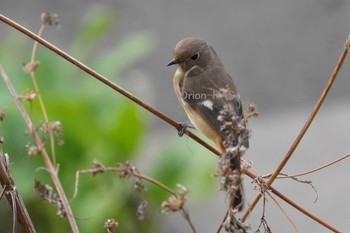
[117,161,145,191]
[161,184,188,213]
[19,91,38,102]
[136,200,148,220]
[40,11,60,28]
[216,98,250,210]
[91,160,106,176]
[25,143,42,157]
[39,121,64,145]
[117,161,139,179]
[104,218,119,233]
[22,61,39,74]
[35,180,66,218]
[215,97,256,232]
[223,210,250,233]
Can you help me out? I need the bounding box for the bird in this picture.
[167,37,248,210]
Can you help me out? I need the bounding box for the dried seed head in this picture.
[161,184,188,213]
[134,178,145,192]
[25,144,40,157]
[35,180,66,218]
[104,218,119,233]
[20,91,38,102]
[51,121,62,133]
[91,160,105,176]
[40,11,60,28]
[136,200,148,220]
[23,61,39,74]
[245,103,259,119]
[39,121,62,134]
[117,161,138,178]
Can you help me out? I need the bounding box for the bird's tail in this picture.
[229,155,243,211]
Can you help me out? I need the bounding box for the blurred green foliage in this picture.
[0,6,217,233]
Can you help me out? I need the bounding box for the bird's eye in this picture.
[191,53,200,60]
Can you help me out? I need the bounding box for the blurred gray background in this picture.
[1,0,350,232]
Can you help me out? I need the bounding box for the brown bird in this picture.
[167,37,248,210]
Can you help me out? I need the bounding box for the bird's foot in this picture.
[177,122,195,137]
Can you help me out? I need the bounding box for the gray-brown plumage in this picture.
[168,37,248,210]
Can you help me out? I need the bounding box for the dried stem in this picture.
[266,191,301,233]
[72,166,177,200]
[241,34,349,223]
[277,153,350,179]
[0,67,79,233]
[180,207,197,233]
[30,24,44,61]
[132,173,196,233]
[72,162,197,233]
[0,149,36,232]
[29,22,57,165]
[245,169,341,232]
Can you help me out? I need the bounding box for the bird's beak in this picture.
[167,58,178,66]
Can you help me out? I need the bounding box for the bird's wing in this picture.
[180,65,244,140]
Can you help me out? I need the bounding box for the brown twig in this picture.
[29,55,58,166]
[245,169,341,232]
[72,162,197,233]
[270,184,341,232]
[0,148,36,233]
[277,153,350,179]
[216,167,341,232]
[241,34,349,223]
[266,191,301,233]
[0,66,79,233]
[179,207,197,233]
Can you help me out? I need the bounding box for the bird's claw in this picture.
[177,122,195,137]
